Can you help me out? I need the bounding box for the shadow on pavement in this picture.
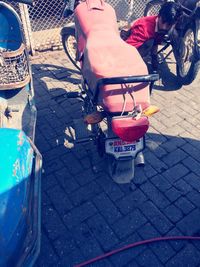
[32,60,200,267]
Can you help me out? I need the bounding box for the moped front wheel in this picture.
[144,0,163,16]
[61,28,81,71]
[176,27,200,85]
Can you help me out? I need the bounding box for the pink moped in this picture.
[61,0,159,184]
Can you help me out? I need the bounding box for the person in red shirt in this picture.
[121,2,182,71]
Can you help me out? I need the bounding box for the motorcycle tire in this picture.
[144,0,164,16]
[176,27,200,85]
[61,27,81,71]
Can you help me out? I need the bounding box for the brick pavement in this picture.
[32,50,200,267]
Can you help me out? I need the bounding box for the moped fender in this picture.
[60,23,75,36]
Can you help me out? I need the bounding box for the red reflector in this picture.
[111,116,149,142]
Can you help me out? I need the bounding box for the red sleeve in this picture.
[126,20,149,48]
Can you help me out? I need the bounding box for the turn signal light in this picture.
[142,105,159,117]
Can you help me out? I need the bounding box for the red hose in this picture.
[74,235,200,267]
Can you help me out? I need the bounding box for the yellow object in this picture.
[143,105,160,117]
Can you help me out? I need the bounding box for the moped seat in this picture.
[75,1,150,113]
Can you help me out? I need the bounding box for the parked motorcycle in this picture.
[0,1,42,266]
[144,0,200,85]
[61,0,159,184]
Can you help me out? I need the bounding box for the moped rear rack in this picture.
[93,73,159,103]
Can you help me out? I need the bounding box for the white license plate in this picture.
[105,137,144,159]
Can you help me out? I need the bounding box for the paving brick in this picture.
[42,173,58,191]
[134,164,158,185]
[61,152,83,175]
[136,248,163,267]
[73,168,97,186]
[140,181,170,209]
[93,192,122,224]
[116,188,147,215]
[174,179,193,195]
[174,197,195,215]
[87,213,119,251]
[57,247,85,267]
[186,191,200,208]
[43,158,65,175]
[161,148,187,167]
[36,233,59,267]
[63,202,97,229]
[55,167,79,193]
[162,163,189,183]
[183,156,200,176]
[138,223,160,240]
[166,227,187,251]
[96,172,124,201]
[42,205,67,240]
[163,204,183,223]
[151,174,172,192]
[47,184,73,216]
[145,150,168,173]
[72,223,103,260]
[69,181,102,206]
[113,209,147,239]
[53,232,77,258]
[166,244,200,267]
[183,172,200,190]
[181,142,200,163]
[160,137,186,153]
[140,201,173,234]
[165,187,182,202]
[110,232,144,266]
[43,145,68,162]
[177,209,200,235]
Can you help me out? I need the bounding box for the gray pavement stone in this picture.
[140,181,170,209]
[161,148,188,167]
[55,167,80,194]
[93,192,122,224]
[183,172,200,190]
[162,163,189,183]
[116,188,147,215]
[151,174,172,193]
[174,197,195,215]
[166,244,200,267]
[136,248,163,267]
[183,156,200,176]
[163,204,183,224]
[140,201,173,235]
[46,184,74,216]
[87,213,119,251]
[113,209,147,239]
[63,201,97,229]
[177,209,200,235]
[69,181,102,206]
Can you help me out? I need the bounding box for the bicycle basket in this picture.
[0,43,30,90]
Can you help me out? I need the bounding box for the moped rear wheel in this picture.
[107,156,135,184]
[176,27,200,85]
[61,28,81,71]
[144,0,163,16]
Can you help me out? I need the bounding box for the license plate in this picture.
[105,137,144,159]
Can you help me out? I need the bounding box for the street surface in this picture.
[32,50,200,267]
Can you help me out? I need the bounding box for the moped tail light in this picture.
[111,116,149,142]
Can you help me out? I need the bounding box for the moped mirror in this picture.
[6,0,34,5]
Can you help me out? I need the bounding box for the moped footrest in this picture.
[73,118,94,143]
